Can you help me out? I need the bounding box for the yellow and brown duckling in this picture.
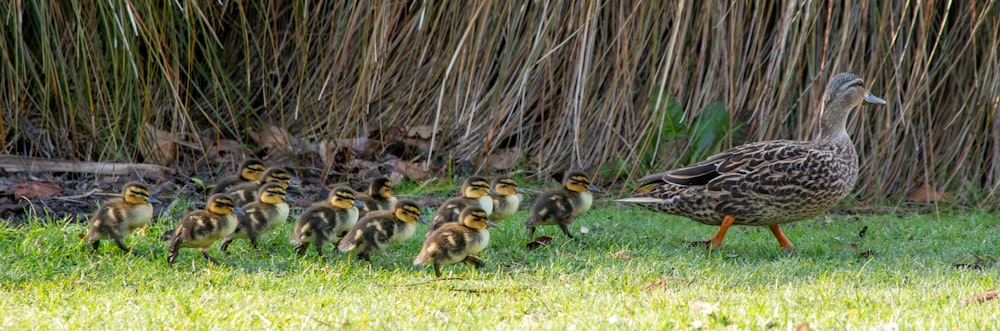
[166,194,244,266]
[489,176,526,223]
[426,176,496,235]
[414,206,496,278]
[290,186,365,257]
[209,158,266,195]
[219,183,293,253]
[356,177,398,215]
[228,166,300,207]
[337,200,426,261]
[617,72,887,250]
[524,171,601,242]
[84,182,159,254]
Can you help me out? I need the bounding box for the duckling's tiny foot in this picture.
[687,240,713,248]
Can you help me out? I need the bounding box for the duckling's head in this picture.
[459,206,496,230]
[239,159,267,181]
[563,172,601,193]
[491,176,524,196]
[207,194,244,216]
[260,167,301,188]
[257,182,292,205]
[329,186,364,209]
[122,182,159,205]
[820,73,886,137]
[369,177,395,199]
[461,176,493,198]
[393,200,426,224]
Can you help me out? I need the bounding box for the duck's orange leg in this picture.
[690,215,735,248]
[768,225,794,250]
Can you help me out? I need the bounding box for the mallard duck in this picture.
[228,167,300,207]
[414,206,496,278]
[616,72,887,249]
[426,176,496,235]
[166,194,245,266]
[489,176,526,222]
[337,200,426,261]
[290,186,365,257]
[356,177,397,214]
[84,182,159,254]
[209,158,266,195]
[219,183,293,253]
[524,171,601,242]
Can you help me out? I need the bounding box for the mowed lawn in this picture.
[1,200,998,329]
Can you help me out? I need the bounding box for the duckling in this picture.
[228,167,300,207]
[414,206,496,278]
[426,176,496,235]
[617,72,887,249]
[290,186,365,257]
[166,194,244,266]
[356,177,398,215]
[489,176,526,223]
[525,171,601,242]
[219,183,293,253]
[209,158,266,195]
[337,200,426,261]
[84,182,159,254]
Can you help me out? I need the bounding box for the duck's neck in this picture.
[817,104,852,143]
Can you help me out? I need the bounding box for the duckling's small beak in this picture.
[284,195,295,203]
[487,221,498,228]
[418,217,428,225]
[233,207,246,216]
[588,184,602,193]
[289,178,302,186]
[863,93,886,106]
[353,200,365,208]
[515,188,527,194]
[488,189,499,195]
[148,196,161,204]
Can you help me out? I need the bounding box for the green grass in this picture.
[1,202,998,329]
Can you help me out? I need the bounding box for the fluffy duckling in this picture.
[85,182,159,254]
[209,158,266,195]
[426,176,496,235]
[290,186,365,257]
[166,194,244,266]
[489,176,526,223]
[337,200,426,261]
[414,206,496,278]
[524,171,601,242]
[219,183,293,253]
[229,167,300,207]
[356,177,398,214]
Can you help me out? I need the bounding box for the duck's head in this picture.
[330,186,364,209]
[394,200,426,224]
[820,73,886,137]
[460,206,496,230]
[260,167,301,188]
[257,182,292,205]
[238,159,267,182]
[461,176,494,198]
[207,194,244,216]
[563,172,601,193]
[122,182,159,205]
[369,177,395,199]
[491,176,525,196]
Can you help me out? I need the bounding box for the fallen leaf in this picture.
[689,301,717,315]
[140,124,180,166]
[795,322,813,331]
[11,181,62,199]
[207,139,251,164]
[906,182,953,203]
[250,124,295,153]
[526,236,554,250]
[642,279,667,292]
[962,290,999,305]
[486,147,521,172]
[390,160,430,181]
